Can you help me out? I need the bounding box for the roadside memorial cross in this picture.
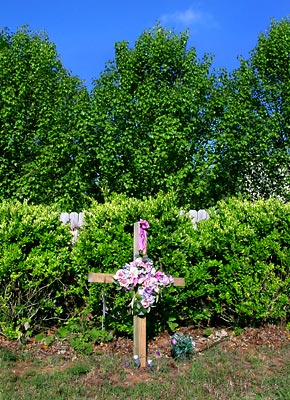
[88,220,185,368]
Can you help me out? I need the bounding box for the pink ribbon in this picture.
[139,219,149,254]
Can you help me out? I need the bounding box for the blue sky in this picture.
[1,1,289,89]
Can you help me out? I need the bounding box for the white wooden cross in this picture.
[88,221,185,368]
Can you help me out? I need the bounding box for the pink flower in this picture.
[155,271,174,286]
[142,276,158,290]
[113,270,129,287]
[140,288,155,308]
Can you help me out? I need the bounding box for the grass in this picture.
[0,342,290,399]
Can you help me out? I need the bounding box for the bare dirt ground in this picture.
[1,324,290,387]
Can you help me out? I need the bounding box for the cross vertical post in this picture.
[133,222,147,368]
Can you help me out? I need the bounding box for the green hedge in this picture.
[0,200,73,338]
[0,195,289,339]
[70,194,290,333]
[185,197,290,326]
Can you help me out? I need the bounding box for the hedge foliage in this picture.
[0,200,73,338]
[186,197,290,327]
[0,195,289,339]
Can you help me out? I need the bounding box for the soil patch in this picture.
[1,324,289,387]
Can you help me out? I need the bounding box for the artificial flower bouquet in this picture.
[113,256,174,317]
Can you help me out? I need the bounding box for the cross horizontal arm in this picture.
[88,272,114,283]
[88,272,184,286]
[173,277,185,286]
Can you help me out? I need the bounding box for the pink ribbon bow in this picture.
[139,219,149,254]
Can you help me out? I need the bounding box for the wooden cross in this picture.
[88,221,185,368]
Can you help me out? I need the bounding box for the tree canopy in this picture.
[204,18,290,202]
[91,25,217,206]
[1,19,290,209]
[0,26,95,210]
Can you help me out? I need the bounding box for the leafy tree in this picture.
[242,17,290,200]
[0,26,96,210]
[91,24,216,206]
[3,19,289,210]
[203,18,290,202]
